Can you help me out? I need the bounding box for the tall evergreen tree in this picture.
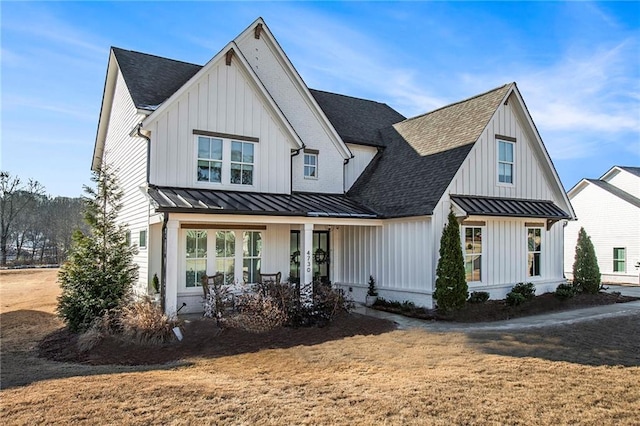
[57,167,138,332]
[434,210,468,312]
[572,227,601,294]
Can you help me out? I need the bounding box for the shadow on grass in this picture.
[467,313,640,367]
[2,310,397,390]
[1,310,192,390]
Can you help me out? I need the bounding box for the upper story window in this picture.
[139,230,147,249]
[194,131,258,186]
[497,139,515,184]
[304,152,318,179]
[231,141,254,185]
[613,247,626,272]
[197,136,223,183]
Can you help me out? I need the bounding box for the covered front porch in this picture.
[145,186,382,315]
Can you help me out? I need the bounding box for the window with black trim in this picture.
[463,227,482,282]
[527,228,542,277]
[613,247,626,272]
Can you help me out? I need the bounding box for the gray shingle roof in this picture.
[309,89,405,147]
[112,47,202,110]
[348,84,513,218]
[619,166,640,178]
[586,179,640,208]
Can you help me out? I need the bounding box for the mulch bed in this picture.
[373,291,639,323]
[37,312,397,366]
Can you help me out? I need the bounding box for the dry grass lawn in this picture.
[1,269,639,425]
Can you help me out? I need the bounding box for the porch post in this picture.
[165,220,179,316]
[301,222,314,303]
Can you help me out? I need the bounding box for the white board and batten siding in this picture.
[334,218,433,306]
[432,97,568,298]
[146,58,293,194]
[344,144,378,191]
[564,183,640,285]
[235,31,347,195]
[103,69,150,294]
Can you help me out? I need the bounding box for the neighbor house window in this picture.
[185,230,207,288]
[230,141,254,185]
[216,231,236,284]
[463,227,482,282]
[139,230,147,248]
[613,248,626,272]
[243,231,262,284]
[527,228,542,277]
[498,140,514,184]
[125,231,131,246]
[304,153,317,178]
[197,136,223,183]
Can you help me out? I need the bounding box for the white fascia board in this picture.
[92,49,118,171]
[600,165,625,182]
[140,41,304,150]
[509,84,577,220]
[567,178,591,199]
[234,18,353,160]
[166,212,384,227]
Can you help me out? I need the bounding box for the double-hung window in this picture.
[243,231,262,284]
[197,137,223,183]
[497,139,514,184]
[613,248,626,272]
[216,231,236,285]
[304,152,317,179]
[463,227,483,282]
[527,228,542,277]
[231,141,254,185]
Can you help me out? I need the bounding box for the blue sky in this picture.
[1,1,638,197]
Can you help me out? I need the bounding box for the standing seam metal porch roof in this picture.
[450,195,570,219]
[147,186,378,218]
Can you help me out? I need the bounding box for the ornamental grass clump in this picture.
[119,297,181,345]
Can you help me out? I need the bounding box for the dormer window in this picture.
[497,138,515,184]
[304,150,318,179]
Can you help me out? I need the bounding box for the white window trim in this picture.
[462,226,484,284]
[196,136,224,184]
[613,247,626,273]
[496,139,515,186]
[180,228,263,293]
[139,229,147,249]
[303,153,318,180]
[526,227,543,279]
[193,135,257,189]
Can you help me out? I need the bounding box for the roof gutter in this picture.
[290,144,306,193]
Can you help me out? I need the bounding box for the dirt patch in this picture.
[374,291,638,322]
[37,313,397,366]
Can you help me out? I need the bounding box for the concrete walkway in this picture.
[354,300,640,332]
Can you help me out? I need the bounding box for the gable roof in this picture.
[618,166,640,178]
[585,179,640,208]
[112,47,202,111]
[309,89,405,147]
[348,84,513,218]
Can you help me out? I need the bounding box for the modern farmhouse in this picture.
[564,166,640,285]
[93,18,575,315]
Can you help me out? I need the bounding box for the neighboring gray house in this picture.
[93,18,575,315]
[564,166,640,285]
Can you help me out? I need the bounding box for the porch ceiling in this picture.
[147,186,378,218]
[450,195,570,219]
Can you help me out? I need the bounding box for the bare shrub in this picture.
[119,296,181,345]
[227,293,287,333]
[77,326,104,352]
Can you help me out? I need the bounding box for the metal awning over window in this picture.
[450,195,570,219]
[147,186,378,218]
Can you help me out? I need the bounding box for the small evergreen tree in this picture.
[57,167,138,332]
[572,227,601,294]
[434,210,468,312]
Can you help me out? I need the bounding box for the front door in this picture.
[290,230,330,284]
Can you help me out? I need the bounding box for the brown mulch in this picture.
[37,312,397,366]
[373,291,639,323]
